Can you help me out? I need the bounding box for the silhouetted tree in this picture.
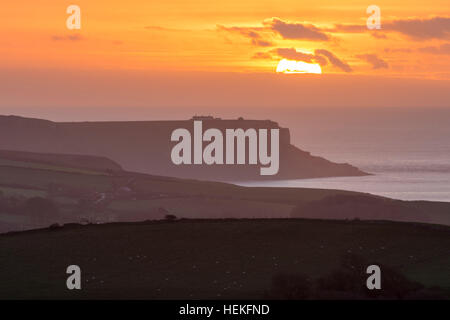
[265,253,446,300]
[164,214,177,221]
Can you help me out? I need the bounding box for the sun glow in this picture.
[276,59,322,74]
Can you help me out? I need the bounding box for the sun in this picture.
[276,59,322,74]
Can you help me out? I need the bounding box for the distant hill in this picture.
[0,149,123,173]
[0,149,448,234]
[292,194,450,225]
[0,115,366,181]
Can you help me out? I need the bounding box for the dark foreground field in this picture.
[1,219,449,299]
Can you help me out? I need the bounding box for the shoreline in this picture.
[235,171,450,203]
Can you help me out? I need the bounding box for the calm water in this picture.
[237,108,450,202]
[239,172,450,202]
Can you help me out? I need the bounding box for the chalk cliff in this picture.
[0,115,366,181]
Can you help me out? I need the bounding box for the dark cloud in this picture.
[273,48,315,62]
[315,49,352,72]
[51,34,83,41]
[251,38,273,47]
[419,43,450,55]
[271,47,352,71]
[384,48,412,53]
[387,17,450,40]
[264,18,330,41]
[272,48,327,65]
[357,54,389,69]
[311,54,328,66]
[252,52,273,60]
[217,25,273,47]
[328,17,450,40]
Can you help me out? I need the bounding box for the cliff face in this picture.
[0,115,366,181]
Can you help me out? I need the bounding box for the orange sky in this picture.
[1,0,449,114]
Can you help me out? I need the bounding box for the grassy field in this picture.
[108,198,295,219]
[0,186,47,198]
[0,158,107,175]
[0,166,113,191]
[0,219,448,299]
[0,151,352,205]
[0,150,122,172]
[131,177,354,204]
[1,149,450,234]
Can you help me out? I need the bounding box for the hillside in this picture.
[0,149,123,173]
[1,219,449,299]
[0,150,449,234]
[0,115,366,181]
[1,151,449,300]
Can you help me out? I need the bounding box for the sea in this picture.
[237,107,450,202]
[23,106,450,202]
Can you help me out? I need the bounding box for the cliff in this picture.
[0,115,366,181]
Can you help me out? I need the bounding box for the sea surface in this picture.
[237,108,450,202]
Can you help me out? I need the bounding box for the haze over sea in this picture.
[6,106,450,202]
[238,107,450,202]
